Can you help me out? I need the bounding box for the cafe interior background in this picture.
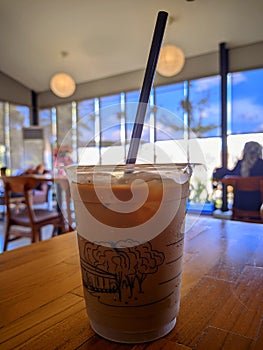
[0,0,263,224]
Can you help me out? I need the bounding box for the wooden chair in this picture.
[222,176,263,223]
[2,176,65,251]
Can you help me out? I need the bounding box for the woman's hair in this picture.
[241,141,262,176]
[243,141,262,159]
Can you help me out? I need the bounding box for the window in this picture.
[39,108,53,143]
[0,102,6,168]
[99,94,123,164]
[0,102,4,146]
[27,68,263,209]
[227,133,263,169]
[77,99,98,165]
[39,108,54,169]
[77,99,95,147]
[230,69,263,134]
[155,83,185,141]
[188,76,221,138]
[56,103,73,147]
[125,90,152,143]
[226,68,263,168]
[100,94,122,146]
[9,104,30,173]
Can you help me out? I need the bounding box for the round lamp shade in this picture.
[157,45,185,77]
[50,73,76,98]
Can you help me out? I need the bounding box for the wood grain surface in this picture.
[0,215,262,349]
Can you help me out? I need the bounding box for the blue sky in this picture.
[231,69,263,133]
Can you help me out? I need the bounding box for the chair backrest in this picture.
[222,176,263,223]
[3,175,40,193]
[2,176,42,221]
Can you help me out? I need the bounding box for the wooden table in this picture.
[0,216,263,349]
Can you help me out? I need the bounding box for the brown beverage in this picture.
[66,164,192,343]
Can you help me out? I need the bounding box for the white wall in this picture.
[0,71,31,106]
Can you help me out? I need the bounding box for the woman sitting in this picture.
[213,141,263,179]
[213,141,263,216]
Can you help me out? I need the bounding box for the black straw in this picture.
[126,11,168,165]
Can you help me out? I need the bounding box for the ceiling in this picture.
[0,0,263,93]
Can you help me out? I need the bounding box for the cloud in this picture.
[192,76,220,92]
[231,98,263,132]
[232,97,263,121]
[192,71,247,92]
[231,72,247,85]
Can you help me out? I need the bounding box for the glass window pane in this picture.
[0,102,4,145]
[189,76,221,138]
[56,103,73,147]
[155,83,185,141]
[231,68,263,134]
[78,147,100,165]
[24,138,45,169]
[190,137,221,191]
[100,94,122,146]
[9,104,30,173]
[39,109,53,142]
[125,90,152,143]
[77,99,95,147]
[55,104,75,171]
[39,108,54,169]
[227,133,263,170]
[155,139,188,163]
[0,102,6,168]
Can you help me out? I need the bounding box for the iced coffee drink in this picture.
[66,163,192,343]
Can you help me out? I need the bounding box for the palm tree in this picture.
[180,92,217,137]
[156,90,218,138]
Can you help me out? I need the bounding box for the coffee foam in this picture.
[66,164,192,186]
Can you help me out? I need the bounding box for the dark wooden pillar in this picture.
[31,90,38,125]
[220,42,229,211]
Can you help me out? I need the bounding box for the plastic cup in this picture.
[66,163,192,343]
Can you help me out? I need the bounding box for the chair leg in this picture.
[3,222,11,251]
[61,217,67,233]
[31,227,38,243]
[52,225,58,237]
[38,228,42,241]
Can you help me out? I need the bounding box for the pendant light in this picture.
[157,45,185,77]
[50,51,76,98]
